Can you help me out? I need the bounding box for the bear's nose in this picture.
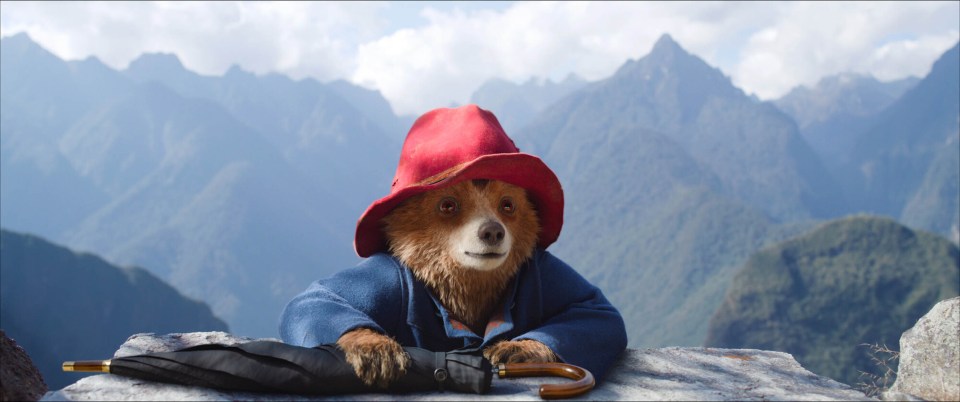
[478,220,505,246]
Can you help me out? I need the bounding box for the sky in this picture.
[1,1,958,116]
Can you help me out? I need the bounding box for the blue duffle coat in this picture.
[279,249,627,381]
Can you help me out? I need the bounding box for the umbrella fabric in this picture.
[108,341,492,395]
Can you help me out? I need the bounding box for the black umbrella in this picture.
[63,341,593,399]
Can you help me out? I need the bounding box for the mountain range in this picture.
[1,31,957,352]
[1,32,399,337]
[0,229,228,389]
[469,74,587,134]
[774,73,918,168]
[511,34,844,346]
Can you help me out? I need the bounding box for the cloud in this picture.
[352,1,958,115]
[0,1,387,80]
[734,1,960,99]
[2,1,957,116]
[352,1,762,115]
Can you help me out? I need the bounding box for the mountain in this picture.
[774,73,918,167]
[0,33,116,239]
[469,74,587,134]
[123,53,401,209]
[510,34,833,347]
[901,139,960,243]
[0,229,229,389]
[58,82,351,337]
[704,216,959,386]
[327,79,407,138]
[844,43,960,241]
[520,34,844,222]
[0,34,402,337]
[771,43,959,245]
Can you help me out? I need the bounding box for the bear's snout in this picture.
[478,220,506,246]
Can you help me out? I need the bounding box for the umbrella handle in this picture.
[497,362,595,399]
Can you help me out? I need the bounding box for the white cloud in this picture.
[0,1,387,80]
[353,1,753,115]
[353,1,959,114]
[866,33,960,81]
[2,1,957,116]
[733,1,959,99]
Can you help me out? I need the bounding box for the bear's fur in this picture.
[336,179,557,387]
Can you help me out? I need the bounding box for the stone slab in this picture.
[44,332,871,401]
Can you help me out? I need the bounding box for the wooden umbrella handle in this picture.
[497,362,595,399]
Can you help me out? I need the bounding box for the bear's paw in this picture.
[337,328,410,388]
[483,339,558,365]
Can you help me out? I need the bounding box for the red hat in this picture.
[354,104,564,257]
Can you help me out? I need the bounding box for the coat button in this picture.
[434,368,448,382]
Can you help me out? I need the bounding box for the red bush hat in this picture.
[354,104,564,257]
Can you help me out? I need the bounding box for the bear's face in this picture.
[382,179,540,283]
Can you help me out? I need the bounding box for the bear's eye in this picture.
[437,197,459,216]
[499,197,515,215]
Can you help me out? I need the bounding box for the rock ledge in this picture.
[44,332,871,401]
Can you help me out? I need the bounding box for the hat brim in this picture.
[354,153,563,257]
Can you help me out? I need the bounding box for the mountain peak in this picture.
[1,31,35,44]
[652,34,682,52]
[124,52,196,86]
[1,31,74,78]
[225,64,253,78]
[929,41,959,79]
[126,52,186,74]
[607,32,743,113]
[1,31,55,59]
[648,33,688,60]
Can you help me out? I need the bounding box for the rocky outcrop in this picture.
[1,330,48,401]
[887,297,960,401]
[45,332,870,401]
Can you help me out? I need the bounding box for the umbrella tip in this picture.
[62,360,111,373]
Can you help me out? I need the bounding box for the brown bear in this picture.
[280,104,626,388]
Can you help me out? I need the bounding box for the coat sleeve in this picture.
[279,254,404,347]
[514,251,628,382]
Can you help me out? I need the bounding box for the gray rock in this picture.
[1,329,48,401]
[111,331,273,358]
[889,297,960,401]
[880,390,925,401]
[45,332,871,401]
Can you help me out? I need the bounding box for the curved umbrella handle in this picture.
[497,362,595,399]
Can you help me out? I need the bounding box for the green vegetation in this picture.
[704,216,959,386]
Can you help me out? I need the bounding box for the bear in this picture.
[280,104,627,389]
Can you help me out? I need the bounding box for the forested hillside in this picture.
[0,229,228,389]
[705,216,959,385]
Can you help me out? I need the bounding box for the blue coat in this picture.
[279,249,627,381]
